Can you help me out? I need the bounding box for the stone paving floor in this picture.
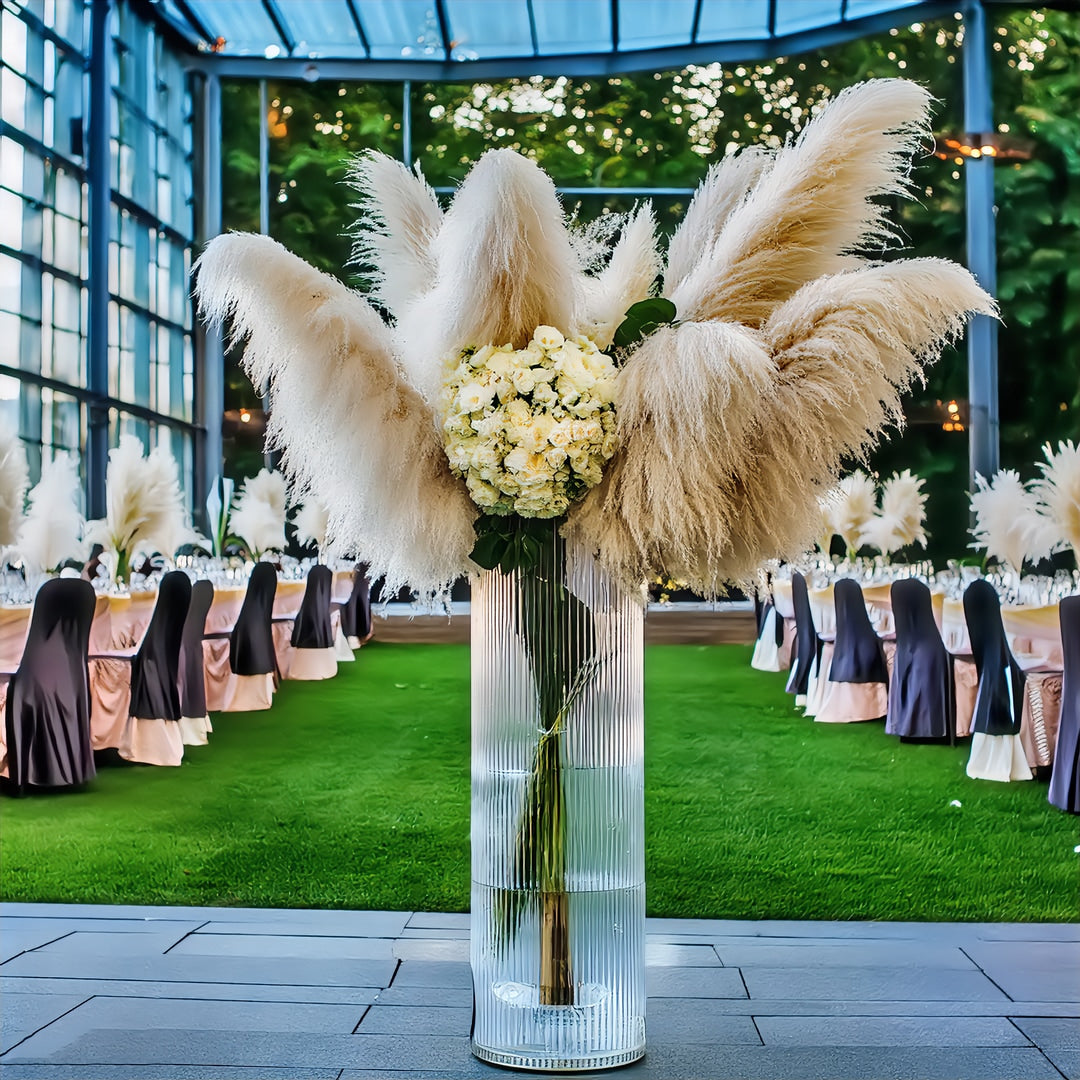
[1,902,1078,1079]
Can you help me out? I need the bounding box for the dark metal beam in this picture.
[172,0,214,45]
[690,0,704,45]
[611,0,619,52]
[261,0,296,55]
[343,0,371,56]
[525,0,539,56]
[962,0,999,485]
[86,0,112,520]
[433,0,454,59]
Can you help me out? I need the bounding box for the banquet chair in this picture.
[339,563,373,650]
[963,579,1032,782]
[99,571,192,767]
[751,590,789,673]
[1048,595,1080,813]
[785,572,820,708]
[283,564,337,681]
[2,578,97,794]
[885,578,954,742]
[816,578,889,724]
[223,561,278,711]
[178,580,214,746]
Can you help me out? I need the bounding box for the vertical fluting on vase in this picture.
[471,523,646,1071]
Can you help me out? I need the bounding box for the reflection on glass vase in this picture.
[470,523,646,1071]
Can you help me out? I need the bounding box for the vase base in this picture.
[471,1041,645,1073]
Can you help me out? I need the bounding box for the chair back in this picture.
[1048,595,1080,812]
[291,565,334,649]
[340,563,372,641]
[963,579,1024,735]
[178,579,214,719]
[5,578,96,791]
[130,571,192,722]
[229,561,278,676]
[785,572,816,696]
[829,578,888,684]
[886,578,951,739]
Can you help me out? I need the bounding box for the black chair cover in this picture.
[129,571,191,722]
[829,578,888,685]
[5,578,96,792]
[886,578,953,740]
[340,563,373,641]
[756,598,785,647]
[1048,595,1080,814]
[178,579,214,719]
[291,565,334,649]
[229,562,278,676]
[964,579,1025,736]
[785,572,818,696]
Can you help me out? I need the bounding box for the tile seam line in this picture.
[1,929,78,965]
[1005,1016,1038,1048]
[958,945,1016,1003]
[0,993,94,1057]
[162,919,212,955]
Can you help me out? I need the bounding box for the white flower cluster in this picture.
[441,326,618,518]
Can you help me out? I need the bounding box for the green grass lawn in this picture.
[2,643,1076,921]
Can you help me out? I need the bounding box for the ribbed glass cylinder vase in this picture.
[470,526,645,1071]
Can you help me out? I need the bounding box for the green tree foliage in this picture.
[218,9,1078,559]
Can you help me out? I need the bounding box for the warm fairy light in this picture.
[947,400,959,415]
[239,409,251,424]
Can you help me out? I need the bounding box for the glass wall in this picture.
[0,0,197,506]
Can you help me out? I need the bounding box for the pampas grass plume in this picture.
[17,453,85,573]
[293,496,330,552]
[969,469,1055,577]
[0,424,29,548]
[1032,440,1080,566]
[231,468,287,558]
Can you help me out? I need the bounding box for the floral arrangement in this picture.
[858,469,929,557]
[0,424,29,550]
[17,453,86,574]
[230,468,287,559]
[969,469,1057,579]
[1032,440,1080,568]
[819,471,878,558]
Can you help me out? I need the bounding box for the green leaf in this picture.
[613,297,677,349]
[470,528,509,571]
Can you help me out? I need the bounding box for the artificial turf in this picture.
[1,642,1076,921]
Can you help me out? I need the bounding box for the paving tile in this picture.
[2,917,204,935]
[978,925,1080,942]
[372,984,472,1008]
[0,949,397,989]
[741,966,1009,1002]
[963,942,1080,1003]
[28,931,192,957]
[1045,1049,1080,1080]
[755,1015,1030,1047]
[398,926,470,940]
[172,933,394,961]
[1,993,90,1053]
[643,919,984,941]
[3,1028,475,1071]
[1,931,73,963]
[0,1067,340,1079]
[357,1004,471,1035]
[193,912,410,937]
[645,942,722,967]
[715,942,979,969]
[0,976,378,1006]
[645,998,760,1044]
[392,938,470,963]
[646,965,746,998]
[1012,1017,1080,1050]
[406,912,470,930]
[392,960,473,989]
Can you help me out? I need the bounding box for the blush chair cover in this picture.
[1048,596,1080,813]
[224,561,278,711]
[178,580,214,745]
[785,572,819,707]
[284,565,337,681]
[3,579,96,792]
[885,579,953,741]
[817,579,889,724]
[118,571,192,767]
[964,580,1032,782]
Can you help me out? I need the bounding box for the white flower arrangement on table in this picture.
[1032,440,1080,568]
[969,469,1057,580]
[858,469,929,558]
[195,78,995,596]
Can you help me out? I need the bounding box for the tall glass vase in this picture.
[470,524,646,1070]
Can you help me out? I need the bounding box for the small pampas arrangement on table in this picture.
[858,469,929,557]
[0,425,29,550]
[16,453,86,574]
[1032,440,1080,568]
[292,495,330,555]
[819,471,879,558]
[86,435,190,583]
[969,469,1058,579]
[196,78,994,598]
[230,468,287,559]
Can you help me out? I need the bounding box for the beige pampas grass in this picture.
[825,472,879,555]
[970,470,1056,578]
[195,232,477,598]
[859,469,929,555]
[0,424,29,548]
[1032,440,1080,566]
[347,151,443,322]
[230,468,287,558]
[293,496,330,552]
[17,453,85,573]
[86,435,189,574]
[668,79,933,327]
